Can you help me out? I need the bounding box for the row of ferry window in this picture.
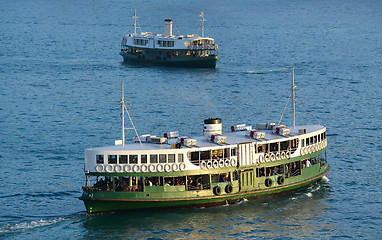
[257,139,298,153]
[133,39,148,46]
[96,154,184,165]
[190,148,237,162]
[157,40,175,47]
[301,132,326,147]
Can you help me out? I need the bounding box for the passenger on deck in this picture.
[285,164,289,177]
[306,159,311,168]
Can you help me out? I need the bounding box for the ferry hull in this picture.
[120,51,218,68]
[80,166,330,214]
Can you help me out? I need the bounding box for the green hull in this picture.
[80,165,330,214]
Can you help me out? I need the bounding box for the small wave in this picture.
[290,197,298,200]
[236,198,248,205]
[322,176,330,182]
[305,193,313,198]
[0,217,67,234]
[309,185,321,193]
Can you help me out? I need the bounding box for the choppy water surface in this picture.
[1,0,381,239]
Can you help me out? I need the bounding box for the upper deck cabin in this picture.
[122,33,217,51]
[84,121,327,175]
[121,18,217,51]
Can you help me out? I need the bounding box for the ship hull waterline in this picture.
[120,52,218,68]
[80,167,330,214]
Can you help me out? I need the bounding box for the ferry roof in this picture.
[88,124,325,152]
[128,32,214,41]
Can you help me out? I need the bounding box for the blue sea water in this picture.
[1,0,381,239]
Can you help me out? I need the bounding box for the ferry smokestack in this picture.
[203,118,222,136]
[164,19,173,36]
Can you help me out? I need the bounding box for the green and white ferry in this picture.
[119,11,219,68]
[80,68,330,213]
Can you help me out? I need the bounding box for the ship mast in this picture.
[121,81,141,146]
[132,9,141,35]
[121,82,125,145]
[292,66,296,129]
[200,11,205,38]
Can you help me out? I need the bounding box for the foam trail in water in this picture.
[0,217,67,234]
[244,67,289,75]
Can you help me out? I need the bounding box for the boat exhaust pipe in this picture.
[164,19,173,36]
[203,118,222,136]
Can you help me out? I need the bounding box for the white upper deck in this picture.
[122,32,217,51]
[121,14,217,51]
[88,124,325,153]
[84,121,327,174]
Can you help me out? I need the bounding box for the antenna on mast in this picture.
[292,66,296,129]
[199,11,205,38]
[121,81,142,146]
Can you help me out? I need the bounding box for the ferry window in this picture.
[212,149,223,159]
[159,154,167,163]
[146,176,162,186]
[129,155,138,164]
[231,148,237,156]
[270,142,278,152]
[211,174,221,183]
[108,155,117,164]
[178,154,184,163]
[96,155,104,164]
[150,154,158,163]
[141,155,147,164]
[168,154,175,163]
[291,139,297,148]
[318,134,321,142]
[302,139,305,147]
[191,151,199,161]
[257,145,265,153]
[280,141,289,151]
[313,136,317,143]
[285,161,301,178]
[119,155,128,164]
[257,167,265,177]
[233,171,239,181]
[200,150,210,160]
[310,137,313,145]
[224,148,230,158]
